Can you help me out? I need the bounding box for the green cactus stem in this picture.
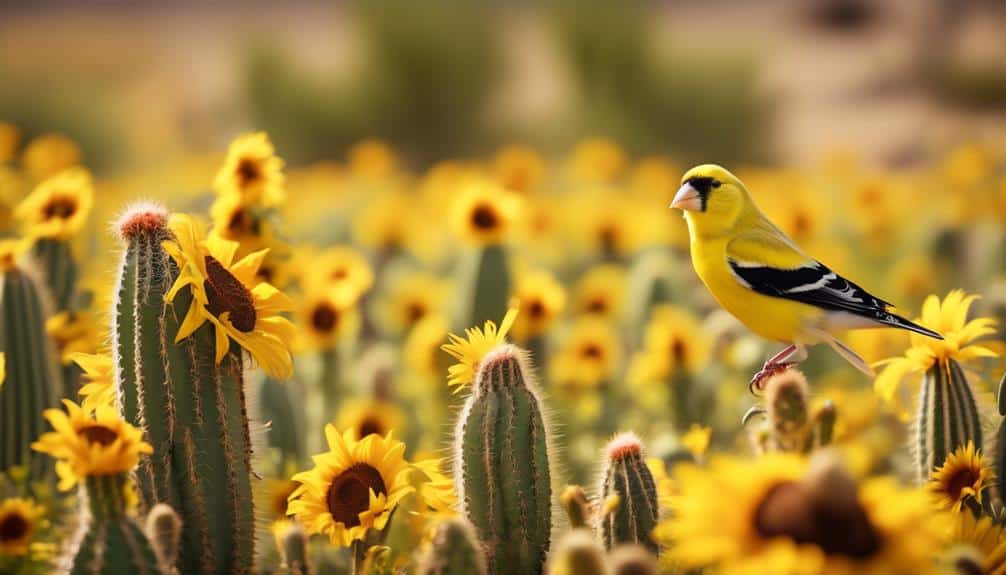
[598,432,659,553]
[257,376,303,468]
[456,345,552,575]
[417,517,487,575]
[457,245,510,331]
[915,358,982,482]
[32,237,78,312]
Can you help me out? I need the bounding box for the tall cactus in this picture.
[915,358,982,482]
[417,517,487,575]
[112,204,255,574]
[458,244,511,330]
[597,433,659,553]
[32,238,77,312]
[455,345,552,575]
[0,244,61,477]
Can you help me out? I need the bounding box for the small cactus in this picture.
[455,345,553,575]
[597,433,659,553]
[457,244,511,331]
[546,530,608,575]
[915,358,982,482]
[417,517,487,575]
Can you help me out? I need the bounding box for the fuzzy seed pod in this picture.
[546,530,608,575]
[112,204,255,574]
[145,504,182,574]
[276,522,312,575]
[0,260,61,476]
[32,237,78,312]
[609,544,659,575]
[915,359,982,482]
[598,433,659,553]
[69,474,163,575]
[811,400,837,449]
[457,245,510,331]
[417,517,487,575]
[764,370,810,452]
[455,345,553,575]
[560,485,592,529]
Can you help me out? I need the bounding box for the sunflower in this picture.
[874,290,997,410]
[73,352,116,412]
[296,285,360,352]
[300,245,374,304]
[21,133,81,180]
[572,189,641,259]
[287,427,416,546]
[15,167,93,240]
[567,138,625,184]
[511,270,566,342]
[572,264,627,320]
[944,512,1006,575]
[163,214,295,379]
[681,424,712,458]
[449,180,521,246]
[659,452,945,575]
[405,315,450,380]
[411,457,459,516]
[213,132,285,207]
[336,399,406,442]
[261,478,299,521]
[0,237,28,272]
[550,316,621,390]
[31,399,153,490]
[0,498,45,556]
[348,139,398,179]
[928,441,993,512]
[373,270,449,337]
[441,307,518,391]
[628,305,712,384]
[493,145,544,195]
[209,192,276,255]
[45,310,101,364]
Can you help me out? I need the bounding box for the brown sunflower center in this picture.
[227,209,255,235]
[271,482,297,518]
[203,255,257,333]
[527,299,546,320]
[586,297,607,314]
[311,303,339,334]
[670,338,687,364]
[79,424,119,446]
[581,343,603,360]
[357,417,385,439]
[0,513,28,542]
[599,224,619,252]
[945,467,980,501]
[331,267,348,280]
[754,481,880,559]
[237,158,262,187]
[326,463,387,528]
[43,197,77,221]
[470,203,499,231]
[405,302,427,325]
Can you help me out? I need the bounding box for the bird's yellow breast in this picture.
[689,235,822,343]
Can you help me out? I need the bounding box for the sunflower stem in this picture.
[351,540,367,575]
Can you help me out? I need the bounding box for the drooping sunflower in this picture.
[441,307,518,391]
[628,305,712,385]
[659,453,945,575]
[15,167,93,240]
[45,310,101,364]
[874,290,997,410]
[572,264,627,320]
[213,132,285,208]
[511,270,566,342]
[373,270,450,337]
[550,316,621,391]
[336,399,406,442]
[163,214,295,379]
[449,180,521,246]
[0,498,45,557]
[928,441,994,512]
[286,427,416,547]
[493,145,544,195]
[21,133,81,180]
[31,399,153,490]
[72,352,116,412]
[296,285,360,352]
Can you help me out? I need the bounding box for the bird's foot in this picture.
[748,362,796,395]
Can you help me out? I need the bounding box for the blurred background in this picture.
[2,0,1006,172]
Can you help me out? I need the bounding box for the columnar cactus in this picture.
[112,205,255,574]
[916,358,982,482]
[257,376,303,467]
[455,345,552,575]
[417,517,488,575]
[32,238,78,312]
[458,244,511,330]
[0,246,61,476]
[597,433,659,553]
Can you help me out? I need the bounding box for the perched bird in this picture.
[670,164,941,390]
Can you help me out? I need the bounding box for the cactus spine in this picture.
[417,518,487,575]
[456,345,552,575]
[69,474,163,575]
[915,358,982,481]
[0,261,60,476]
[598,433,659,553]
[112,205,254,574]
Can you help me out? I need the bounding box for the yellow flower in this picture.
[373,270,450,337]
[550,317,621,390]
[0,123,19,163]
[73,352,116,412]
[348,139,398,179]
[336,399,406,442]
[209,192,276,255]
[31,399,153,491]
[660,453,944,575]
[511,270,566,341]
[628,305,712,384]
[567,138,625,184]
[681,424,712,458]
[572,264,627,319]
[441,307,518,391]
[944,513,1006,575]
[213,132,285,208]
[21,133,81,180]
[0,237,28,272]
[163,214,296,379]
[16,167,93,240]
[296,286,360,352]
[411,457,459,516]
[0,498,45,557]
[493,145,544,194]
[449,180,521,246]
[287,427,415,547]
[928,441,993,512]
[261,478,299,521]
[874,290,997,409]
[301,245,374,304]
[45,310,101,364]
[405,315,450,379]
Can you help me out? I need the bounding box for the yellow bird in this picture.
[670,164,941,390]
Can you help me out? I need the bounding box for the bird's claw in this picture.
[748,362,796,395]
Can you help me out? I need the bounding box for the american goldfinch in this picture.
[671,164,940,390]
